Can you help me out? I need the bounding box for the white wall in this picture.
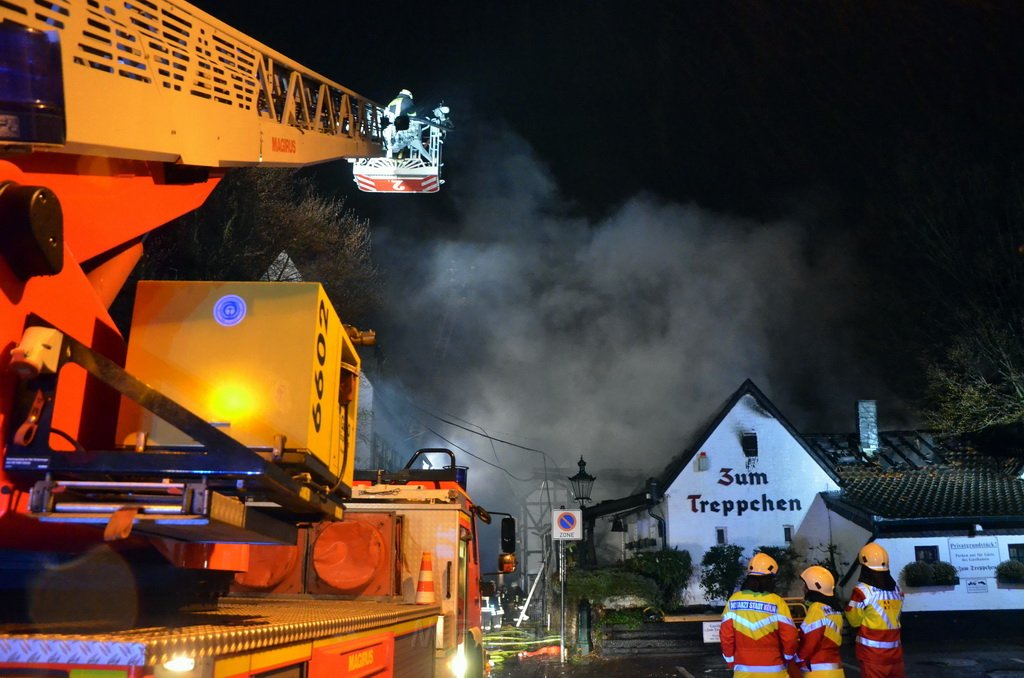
[876,534,1024,612]
[793,495,871,599]
[664,394,840,604]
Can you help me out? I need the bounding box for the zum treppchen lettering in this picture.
[686,467,802,517]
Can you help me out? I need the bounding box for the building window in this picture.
[716,527,727,545]
[741,432,758,457]
[783,525,793,543]
[1009,543,1024,563]
[915,545,939,563]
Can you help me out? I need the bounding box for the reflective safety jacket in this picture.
[387,93,414,120]
[721,590,798,677]
[844,582,904,664]
[794,601,844,677]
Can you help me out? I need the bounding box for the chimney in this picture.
[857,400,879,457]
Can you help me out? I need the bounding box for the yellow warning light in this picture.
[207,381,258,423]
[162,656,196,672]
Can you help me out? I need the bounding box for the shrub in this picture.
[930,561,959,585]
[624,548,693,611]
[566,568,659,606]
[901,560,933,587]
[901,560,959,586]
[700,544,745,603]
[595,607,645,630]
[996,559,1024,583]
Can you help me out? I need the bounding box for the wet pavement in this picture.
[491,640,1024,677]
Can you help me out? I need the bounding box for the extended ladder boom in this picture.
[1,0,386,167]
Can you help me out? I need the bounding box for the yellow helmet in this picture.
[748,552,779,576]
[858,543,889,571]
[800,565,835,596]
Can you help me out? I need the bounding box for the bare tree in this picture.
[886,160,1024,434]
[130,168,380,321]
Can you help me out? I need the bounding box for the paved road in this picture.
[493,641,1024,677]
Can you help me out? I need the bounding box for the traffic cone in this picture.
[415,551,435,604]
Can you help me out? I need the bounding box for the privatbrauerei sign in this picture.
[947,537,1000,579]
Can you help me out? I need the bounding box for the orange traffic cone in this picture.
[415,551,435,604]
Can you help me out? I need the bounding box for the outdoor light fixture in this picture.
[568,455,596,508]
[611,517,626,532]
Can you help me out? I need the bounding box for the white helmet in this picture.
[399,89,412,97]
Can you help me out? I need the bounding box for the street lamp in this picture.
[568,456,595,509]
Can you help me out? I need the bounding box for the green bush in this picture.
[930,561,959,585]
[901,560,934,587]
[596,607,645,630]
[700,544,745,603]
[996,559,1024,583]
[566,568,659,606]
[902,560,960,586]
[624,548,693,611]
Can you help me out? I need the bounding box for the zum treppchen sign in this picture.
[686,468,803,518]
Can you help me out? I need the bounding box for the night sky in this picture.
[194,1,1024,503]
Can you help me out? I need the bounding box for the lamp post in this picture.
[568,456,595,509]
[567,456,597,569]
[566,456,597,656]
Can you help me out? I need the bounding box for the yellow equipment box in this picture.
[116,281,359,491]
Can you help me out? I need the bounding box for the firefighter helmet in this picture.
[748,552,779,576]
[800,565,835,596]
[858,543,890,571]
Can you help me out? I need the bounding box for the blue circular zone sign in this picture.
[558,512,577,531]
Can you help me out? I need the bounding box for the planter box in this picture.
[906,586,956,592]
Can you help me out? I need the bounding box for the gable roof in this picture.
[803,430,1024,478]
[657,379,840,490]
[841,467,1024,519]
[817,437,1024,529]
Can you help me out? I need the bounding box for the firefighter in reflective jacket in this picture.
[789,566,844,678]
[383,89,428,158]
[845,543,905,678]
[721,552,798,677]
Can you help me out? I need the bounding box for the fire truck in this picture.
[0,0,508,676]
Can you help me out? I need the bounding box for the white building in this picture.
[657,380,841,604]
[595,380,1024,628]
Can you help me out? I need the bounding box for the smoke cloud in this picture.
[366,119,900,506]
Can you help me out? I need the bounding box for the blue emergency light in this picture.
[0,22,65,145]
[213,294,247,327]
